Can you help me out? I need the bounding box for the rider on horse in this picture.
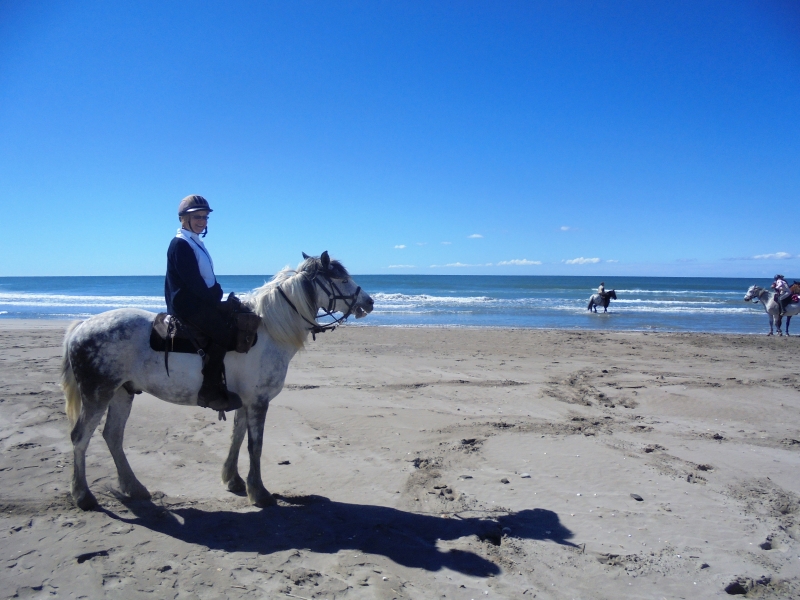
[165,195,242,413]
[598,281,606,299]
[772,274,792,316]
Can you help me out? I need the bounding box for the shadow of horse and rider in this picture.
[103,494,575,577]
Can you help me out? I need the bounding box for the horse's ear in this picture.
[321,251,330,270]
[302,252,310,260]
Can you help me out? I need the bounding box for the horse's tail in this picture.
[61,321,83,427]
[587,297,593,310]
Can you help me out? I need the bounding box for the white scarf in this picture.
[176,228,216,287]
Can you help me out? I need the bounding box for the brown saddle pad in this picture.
[149,312,261,355]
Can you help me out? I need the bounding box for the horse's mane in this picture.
[242,256,350,350]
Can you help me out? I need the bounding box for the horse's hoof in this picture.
[123,483,151,501]
[248,488,276,507]
[225,475,246,495]
[252,495,277,508]
[74,491,99,511]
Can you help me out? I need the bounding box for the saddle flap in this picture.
[152,312,171,340]
[234,312,261,353]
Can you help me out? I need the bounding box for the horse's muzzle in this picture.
[354,295,374,319]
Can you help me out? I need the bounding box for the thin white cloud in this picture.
[388,264,415,268]
[441,241,452,245]
[416,242,427,246]
[753,252,793,260]
[565,257,601,265]
[498,259,542,266]
[394,244,406,249]
[560,226,571,231]
[605,259,619,263]
[468,234,483,239]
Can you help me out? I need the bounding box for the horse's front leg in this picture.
[244,400,275,507]
[102,388,150,500]
[768,314,774,335]
[221,407,247,494]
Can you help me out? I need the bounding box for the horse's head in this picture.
[744,285,763,303]
[608,290,617,300]
[300,251,374,319]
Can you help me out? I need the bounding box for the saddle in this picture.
[150,295,261,375]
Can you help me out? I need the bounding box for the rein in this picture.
[277,271,361,340]
[748,287,770,304]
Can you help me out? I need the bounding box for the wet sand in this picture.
[1,321,799,599]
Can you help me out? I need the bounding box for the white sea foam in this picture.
[372,293,493,304]
[0,292,165,309]
[615,289,737,296]
[612,299,728,306]
[372,292,752,314]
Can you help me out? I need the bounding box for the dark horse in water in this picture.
[587,290,617,313]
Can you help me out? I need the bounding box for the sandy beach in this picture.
[1,320,799,599]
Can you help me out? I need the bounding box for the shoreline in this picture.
[0,317,777,336]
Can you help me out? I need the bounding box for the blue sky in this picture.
[1,1,798,277]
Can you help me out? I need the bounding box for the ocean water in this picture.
[0,275,779,334]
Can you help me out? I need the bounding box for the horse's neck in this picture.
[759,289,777,311]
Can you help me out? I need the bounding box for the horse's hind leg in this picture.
[102,388,150,500]
[70,398,109,510]
[243,401,276,507]
[221,407,247,494]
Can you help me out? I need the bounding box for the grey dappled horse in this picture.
[744,285,799,336]
[61,253,373,510]
[587,289,617,313]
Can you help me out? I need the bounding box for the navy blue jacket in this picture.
[165,237,223,317]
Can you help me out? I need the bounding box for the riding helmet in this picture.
[178,195,213,216]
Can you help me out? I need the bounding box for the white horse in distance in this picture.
[744,284,799,336]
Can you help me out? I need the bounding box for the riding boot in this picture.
[197,343,242,412]
[779,295,790,316]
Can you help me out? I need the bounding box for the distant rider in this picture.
[598,282,606,298]
[164,195,242,413]
[772,274,791,316]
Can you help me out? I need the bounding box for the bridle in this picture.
[746,286,766,303]
[277,270,362,339]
